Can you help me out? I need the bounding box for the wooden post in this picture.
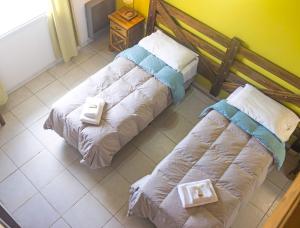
[146,0,158,35]
[210,37,241,96]
[0,114,5,126]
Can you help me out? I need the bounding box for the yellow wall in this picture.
[117,0,300,112]
[117,0,300,77]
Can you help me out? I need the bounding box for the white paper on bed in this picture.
[80,97,105,125]
[227,84,300,142]
[177,179,218,208]
[139,30,198,72]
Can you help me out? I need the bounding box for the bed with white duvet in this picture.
[44,30,198,168]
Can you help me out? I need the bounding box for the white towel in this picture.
[177,179,218,208]
[80,97,105,125]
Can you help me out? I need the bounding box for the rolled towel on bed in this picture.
[80,97,105,125]
[177,179,218,208]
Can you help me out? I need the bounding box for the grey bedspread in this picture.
[44,57,171,168]
[128,110,274,228]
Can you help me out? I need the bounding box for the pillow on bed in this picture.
[226,86,243,101]
[138,30,198,71]
[227,84,299,142]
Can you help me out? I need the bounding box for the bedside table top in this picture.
[108,7,145,30]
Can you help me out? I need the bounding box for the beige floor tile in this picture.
[111,142,138,169]
[11,96,49,127]
[103,217,124,228]
[1,87,33,112]
[267,168,290,189]
[0,149,17,182]
[41,170,87,214]
[51,218,70,228]
[0,170,37,212]
[25,72,56,93]
[72,46,97,65]
[63,193,112,228]
[29,116,80,167]
[0,112,25,146]
[91,171,130,214]
[49,61,76,79]
[13,193,59,228]
[133,125,176,163]
[152,108,194,143]
[79,54,110,75]
[231,203,265,228]
[46,137,81,167]
[266,189,285,216]
[36,81,68,107]
[175,87,214,124]
[21,150,65,189]
[58,66,89,90]
[88,33,109,52]
[116,150,155,184]
[250,179,281,213]
[116,204,155,228]
[2,130,43,167]
[100,48,117,62]
[67,159,113,190]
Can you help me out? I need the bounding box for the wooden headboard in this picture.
[146,0,300,108]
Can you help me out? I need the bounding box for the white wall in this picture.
[0,15,56,92]
[71,0,91,46]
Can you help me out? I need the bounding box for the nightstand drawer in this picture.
[110,30,127,52]
[110,21,127,37]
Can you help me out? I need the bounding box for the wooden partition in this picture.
[146,0,300,106]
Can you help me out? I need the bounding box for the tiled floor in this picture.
[0,34,297,228]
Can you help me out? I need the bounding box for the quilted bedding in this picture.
[128,110,274,228]
[44,57,172,168]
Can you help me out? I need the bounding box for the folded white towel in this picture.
[177,179,218,208]
[80,97,105,125]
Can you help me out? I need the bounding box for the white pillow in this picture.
[138,30,198,71]
[226,86,244,101]
[227,84,299,142]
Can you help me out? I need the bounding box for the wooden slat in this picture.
[162,1,231,47]
[156,15,225,60]
[182,29,225,60]
[233,61,288,92]
[156,10,297,95]
[240,47,300,89]
[156,14,288,95]
[156,1,193,49]
[223,82,300,105]
[226,73,247,85]
[146,0,158,35]
[210,38,241,96]
[149,0,300,108]
[156,2,218,82]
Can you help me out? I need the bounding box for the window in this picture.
[0,0,48,37]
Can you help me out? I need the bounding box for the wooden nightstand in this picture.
[108,7,145,52]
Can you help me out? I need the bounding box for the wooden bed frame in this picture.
[146,0,300,107]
